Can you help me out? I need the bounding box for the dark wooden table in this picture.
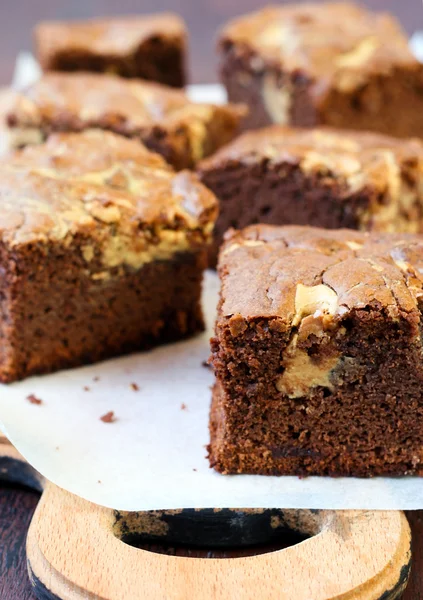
[0,0,423,597]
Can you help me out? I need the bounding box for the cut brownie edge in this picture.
[34,13,188,87]
[0,249,206,383]
[209,225,423,477]
[198,126,423,267]
[218,3,423,138]
[200,159,369,267]
[219,43,316,131]
[0,130,217,383]
[320,66,423,138]
[43,39,186,88]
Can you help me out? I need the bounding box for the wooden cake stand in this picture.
[0,434,411,599]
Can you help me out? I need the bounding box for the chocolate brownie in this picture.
[34,13,187,87]
[198,126,423,265]
[210,224,423,477]
[2,73,244,170]
[218,2,423,137]
[0,129,217,382]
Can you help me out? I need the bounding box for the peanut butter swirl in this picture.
[219,2,415,92]
[0,130,218,269]
[221,224,423,323]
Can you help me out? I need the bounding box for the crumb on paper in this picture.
[100,411,116,423]
[201,360,211,369]
[93,376,100,382]
[181,403,187,411]
[83,386,90,392]
[193,468,197,472]
[26,394,42,405]
[55,446,60,451]
[130,382,139,391]
[98,480,102,484]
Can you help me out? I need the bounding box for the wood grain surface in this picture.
[0,486,420,599]
[0,0,420,85]
[26,487,410,600]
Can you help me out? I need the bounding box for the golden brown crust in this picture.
[219,224,423,323]
[0,130,218,267]
[34,13,187,60]
[7,73,209,129]
[219,2,416,91]
[4,73,245,169]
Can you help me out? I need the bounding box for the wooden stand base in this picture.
[0,434,412,600]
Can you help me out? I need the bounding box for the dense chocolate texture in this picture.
[218,2,423,137]
[34,13,187,87]
[0,130,217,382]
[198,126,423,265]
[210,224,423,477]
[2,73,244,170]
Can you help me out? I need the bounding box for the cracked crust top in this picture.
[0,130,218,268]
[7,72,240,131]
[4,73,245,167]
[34,13,187,59]
[219,2,416,88]
[219,224,423,326]
[198,125,423,194]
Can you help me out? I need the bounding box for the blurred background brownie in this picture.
[0,129,217,382]
[218,2,423,137]
[210,224,423,476]
[34,13,187,87]
[2,72,245,169]
[199,126,423,266]
[0,1,417,87]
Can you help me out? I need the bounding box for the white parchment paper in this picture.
[2,273,423,511]
[2,53,423,511]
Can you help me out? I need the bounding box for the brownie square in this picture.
[2,73,244,170]
[199,126,423,266]
[34,13,187,87]
[0,129,217,382]
[210,224,423,476]
[218,2,423,137]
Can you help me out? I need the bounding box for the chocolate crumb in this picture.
[193,468,197,472]
[100,411,116,423]
[27,394,42,405]
[93,376,100,382]
[201,360,211,369]
[130,382,139,391]
[181,403,187,410]
[83,386,90,391]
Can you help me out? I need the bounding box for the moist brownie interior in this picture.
[34,13,187,87]
[0,130,217,382]
[210,224,423,477]
[198,126,423,266]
